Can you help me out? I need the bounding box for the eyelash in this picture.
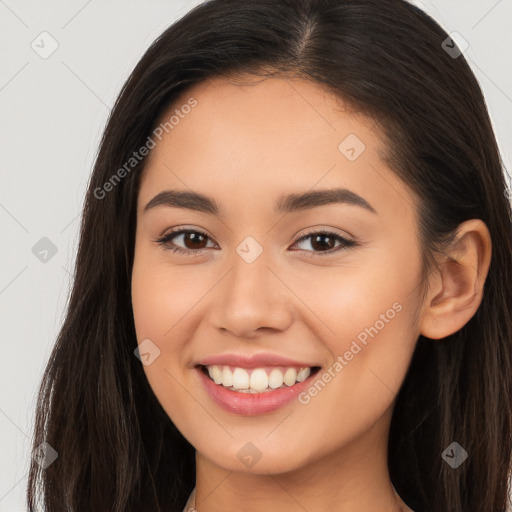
[153,228,359,257]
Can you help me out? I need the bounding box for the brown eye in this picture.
[308,233,336,251]
[154,228,358,257]
[155,229,215,255]
[180,231,209,249]
[292,230,358,256]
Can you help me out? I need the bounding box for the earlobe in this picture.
[419,219,492,340]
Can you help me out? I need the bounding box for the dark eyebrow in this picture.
[144,189,219,215]
[276,188,377,214]
[143,187,377,216]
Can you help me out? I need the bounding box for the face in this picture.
[131,75,425,475]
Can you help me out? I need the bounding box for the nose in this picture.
[209,242,293,339]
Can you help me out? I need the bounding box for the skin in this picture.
[131,75,492,512]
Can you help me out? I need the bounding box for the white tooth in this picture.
[250,368,269,391]
[268,368,284,389]
[232,367,250,389]
[210,365,222,385]
[221,366,233,387]
[283,368,297,386]
[210,365,312,391]
[296,367,311,382]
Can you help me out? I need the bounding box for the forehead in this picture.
[137,75,412,222]
[154,74,375,148]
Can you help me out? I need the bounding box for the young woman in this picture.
[27,1,512,511]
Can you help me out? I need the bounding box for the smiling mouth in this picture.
[198,364,322,393]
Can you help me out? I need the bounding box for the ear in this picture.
[419,219,492,340]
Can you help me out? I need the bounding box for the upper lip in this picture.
[196,353,320,369]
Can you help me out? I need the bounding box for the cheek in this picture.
[295,249,421,416]
[288,298,416,460]
[131,249,184,370]
[131,248,207,341]
[130,248,220,416]
[131,260,199,432]
[299,250,419,353]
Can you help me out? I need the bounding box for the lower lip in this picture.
[196,366,319,416]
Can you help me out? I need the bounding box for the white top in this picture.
[181,486,196,512]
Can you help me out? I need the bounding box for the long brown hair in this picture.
[27,0,512,510]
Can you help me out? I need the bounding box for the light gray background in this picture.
[1,1,511,510]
